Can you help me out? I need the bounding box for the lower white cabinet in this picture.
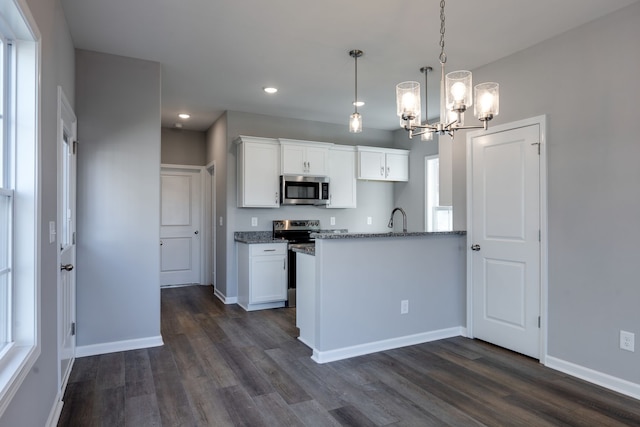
[237,242,287,311]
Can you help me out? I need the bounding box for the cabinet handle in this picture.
[307,161,311,171]
[386,166,390,176]
[283,259,286,270]
[263,249,276,252]
[380,166,384,176]
[275,192,279,203]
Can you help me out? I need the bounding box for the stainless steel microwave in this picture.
[280,175,330,206]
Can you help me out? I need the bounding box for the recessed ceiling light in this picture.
[353,101,365,107]
[178,113,191,119]
[263,87,278,94]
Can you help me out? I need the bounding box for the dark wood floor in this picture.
[58,285,640,426]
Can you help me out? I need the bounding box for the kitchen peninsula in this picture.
[296,231,467,363]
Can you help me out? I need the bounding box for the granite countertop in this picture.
[292,245,315,256]
[311,230,466,239]
[234,231,288,244]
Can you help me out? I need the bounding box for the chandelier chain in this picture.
[439,0,447,64]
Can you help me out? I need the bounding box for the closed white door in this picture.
[469,123,541,358]
[160,168,201,286]
[57,87,77,390]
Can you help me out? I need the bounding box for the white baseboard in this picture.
[311,326,464,364]
[546,356,640,400]
[76,335,164,358]
[213,287,237,304]
[45,390,64,427]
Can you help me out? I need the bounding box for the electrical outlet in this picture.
[367,216,372,225]
[401,300,409,314]
[251,217,258,227]
[330,217,336,226]
[620,330,635,352]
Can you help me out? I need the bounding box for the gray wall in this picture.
[161,127,207,166]
[206,110,398,299]
[0,0,75,425]
[448,3,640,383]
[75,50,161,346]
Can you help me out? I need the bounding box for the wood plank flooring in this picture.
[58,285,640,426]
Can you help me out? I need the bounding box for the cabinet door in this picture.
[281,144,306,175]
[385,153,409,181]
[250,255,287,303]
[305,146,329,175]
[239,141,280,207]
[358,150,386,180]
[327,149,356,208]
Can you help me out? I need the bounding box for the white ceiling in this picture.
[61,0,638,132]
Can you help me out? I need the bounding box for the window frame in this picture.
[424,154,453,232]
[0,0,41,417]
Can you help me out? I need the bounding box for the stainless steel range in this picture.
[273,219,320,307]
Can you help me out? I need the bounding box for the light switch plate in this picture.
[251,217,258,227]
[330,217,336,226]
[49,221,56,244]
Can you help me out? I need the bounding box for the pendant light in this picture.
[396,0,499,139]
[349,49,363,133]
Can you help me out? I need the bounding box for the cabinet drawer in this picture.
[250,243,287,256]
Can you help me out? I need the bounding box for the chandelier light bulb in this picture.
[451,82,466,102]
[480,93,494,113]
[402,92,417,114]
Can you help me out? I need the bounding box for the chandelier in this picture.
[396,0,499,139]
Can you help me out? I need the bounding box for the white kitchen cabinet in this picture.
[237,242,287,311]
[279,139,333,176]
[327,146,356,208]
[236,136,280,207]
[357,146,409,182]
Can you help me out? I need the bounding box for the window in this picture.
[425,155,453,232]
[0,0,41,417]
[0,35,9,352]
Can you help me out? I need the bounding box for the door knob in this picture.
[471,244,481,251]
[60,264,74,271]
[194,230,199,235]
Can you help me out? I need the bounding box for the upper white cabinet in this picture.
[327,146,357,208]
[357,146,409,182]
[236,136,280,208]
[279,139,333,176]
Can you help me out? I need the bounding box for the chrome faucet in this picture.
[387,207,407,232]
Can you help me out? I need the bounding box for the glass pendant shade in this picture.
[396,81,421,123]
[474,82,499,120]
[349,112,362,133]
[421,130,434,141]
[445,70,472,111]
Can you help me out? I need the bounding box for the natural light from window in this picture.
[425,155,453,232]
[0,0,40,417]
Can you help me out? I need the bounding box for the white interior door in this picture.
[57,87,77,390]
[469,123,541,358]
[160,167,201,286]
